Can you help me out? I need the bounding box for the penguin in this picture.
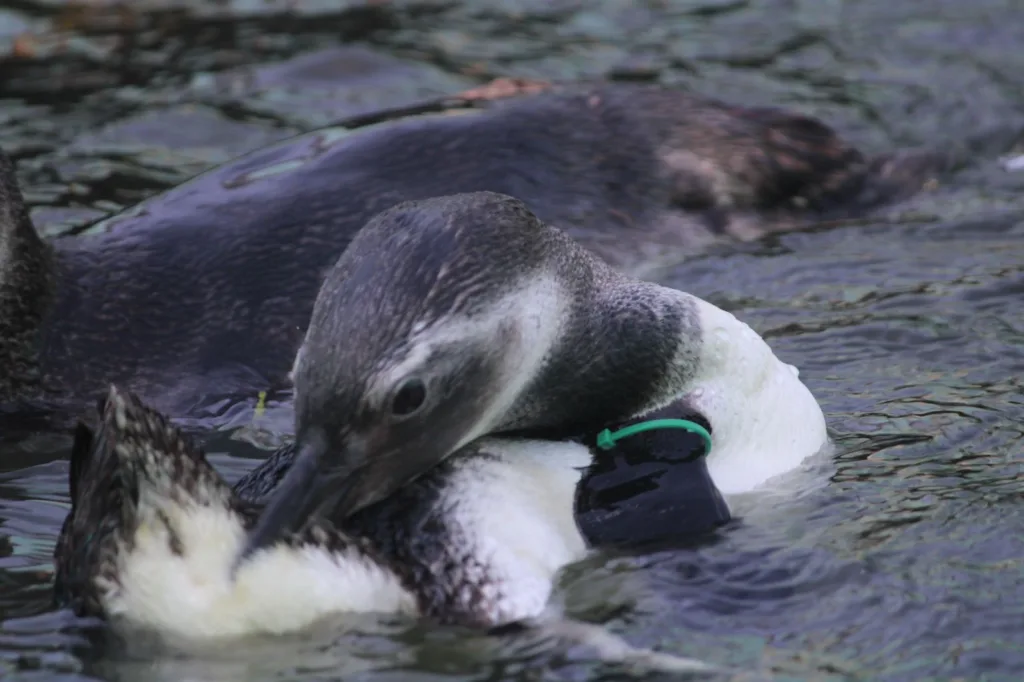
[53,382,724,639]
[0,83,945,429]
[239,191,828,561]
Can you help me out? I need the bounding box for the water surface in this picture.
[1,1,1022,680]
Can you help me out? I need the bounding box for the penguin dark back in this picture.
[0,83,950,429]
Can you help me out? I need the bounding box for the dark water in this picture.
[1,1,1023,680]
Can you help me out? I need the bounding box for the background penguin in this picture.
[240,191,828,559]
[0,83,947,429]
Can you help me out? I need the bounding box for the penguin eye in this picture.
[391,378,427,417]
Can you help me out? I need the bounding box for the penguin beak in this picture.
[236,428,358,565]
[237,426,456,568]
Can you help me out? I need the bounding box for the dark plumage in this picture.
[1,83,947,429]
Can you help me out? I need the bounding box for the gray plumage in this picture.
[299,191,699,443]
[243,192,716,555]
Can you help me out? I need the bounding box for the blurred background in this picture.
[2,0,1023,237]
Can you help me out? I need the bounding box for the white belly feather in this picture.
[103,438,590,640]
[105,494,414,639]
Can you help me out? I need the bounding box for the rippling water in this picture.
[2,1,1023,680]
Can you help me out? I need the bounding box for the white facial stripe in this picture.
[375,274,568,441]
[465,275,567,443]
[288,344,305,385]
[369,332,435,398]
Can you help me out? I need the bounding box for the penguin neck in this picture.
[497,273,828,495]
[0,163,56,404]
[654,289,829,494]
[498,274,703,440]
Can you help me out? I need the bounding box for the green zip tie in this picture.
[596,418,712,454]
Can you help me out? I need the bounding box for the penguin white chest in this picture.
[441,439,591,624]
[104,496,415,640]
